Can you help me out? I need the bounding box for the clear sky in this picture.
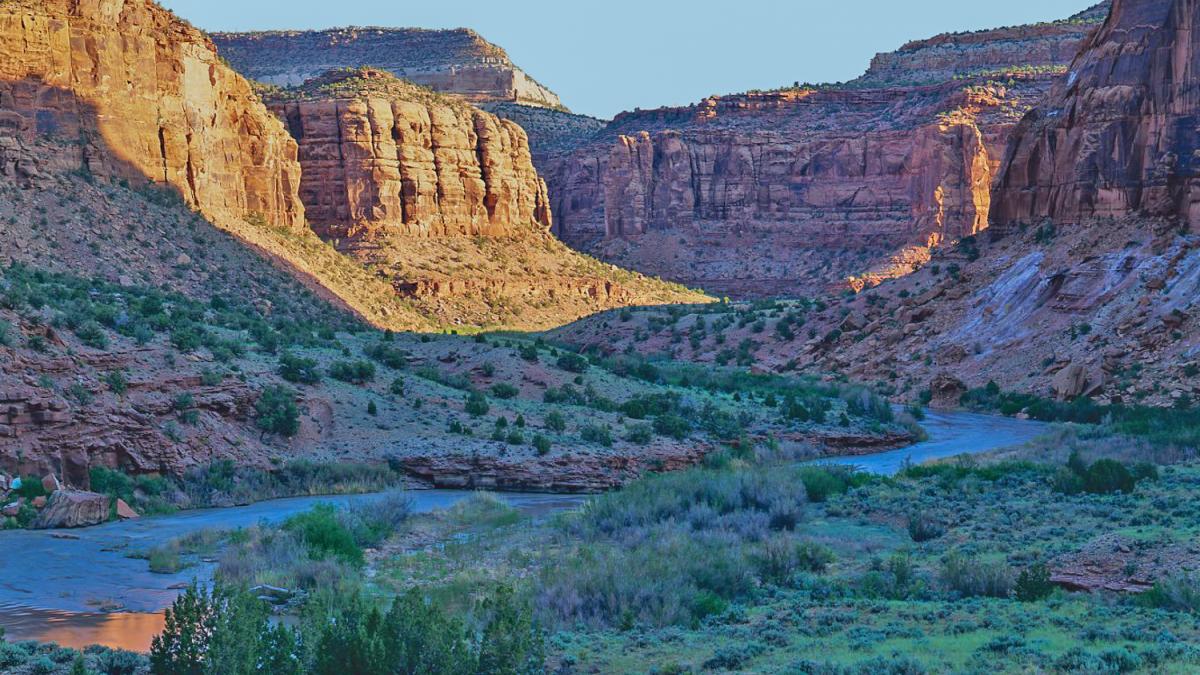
[161,0,1103,119]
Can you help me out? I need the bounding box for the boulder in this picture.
[934,345,968,365]
[115,499,140,520]
[1052,362,1106,400]
[1,499,23,517]
[929,373,967,408]
[1053,363,1089,399]
[31,496,47,508]
[41,473,61,494]
[839,312,868,333]
[30,490,110,529]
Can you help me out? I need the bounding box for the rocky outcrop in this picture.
[1051,533,1197,593]
[395,446,711,494]
[993,0,1200,228]
[263,69,552,240]
[0,0,305,231]
[542,6,1110,297]
[212,28,562,108]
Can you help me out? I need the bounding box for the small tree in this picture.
[465,391,490,417]
[544,410,566,432]
[477,586,545,674]
[150,584,216,675]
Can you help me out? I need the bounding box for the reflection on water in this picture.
[0,490,584,652]
[0,605,164,652]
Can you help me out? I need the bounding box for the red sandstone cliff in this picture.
[542,6,1110,297]
[544,81,1052,296]
[993,0,1200,227]
[0,0,305,232]
[263,69,552,241]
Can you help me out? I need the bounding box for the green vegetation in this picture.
[0,264,354,363]
[959,382,1200,447]
[255,385,300,437]
[328,359,376,384]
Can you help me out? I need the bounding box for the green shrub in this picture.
[278,352,321,384]
[465,391,490,417]
[389,377,405,396]
[1015,562,1054,602]
[1055,452,1155,495]
[755,538,835,584]
[13,476,47,501]
[148,547,184,574]
[652,413,690,440]
[580,424,613,447]
[797,466,867,502]
[624,423,654,445]
[284,503,364,566]
[532,434,552,456]
[363,342,409,369]
[907,511,945,542]
[1140,573,1200,612]
[255,385,300,437]
[491,383,519,399]
[556,352,589,373]
[328,359,376,384]
[1082,459,1135,494]
[544,410,567,432]
[74,320,109,349]
[941,553,1013,598]
[104,370,129,395]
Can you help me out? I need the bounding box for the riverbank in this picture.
[0,411,1043,652]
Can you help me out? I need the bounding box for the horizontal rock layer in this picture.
[544,83,1045,295]
[0,0,305,231]
[266,71,552,240]
[212,28,562,108]
[856,3,1110,87]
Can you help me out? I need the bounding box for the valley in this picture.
[1,0,1200,672]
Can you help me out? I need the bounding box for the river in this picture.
[0,410,1045,652]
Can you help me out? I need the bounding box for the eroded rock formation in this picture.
[212,28,562,108]
[0,0,305,231]
[542,6,1110,297]
[993,0,1200,227]
[263,69,552,240]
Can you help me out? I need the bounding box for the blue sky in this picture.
[162,0,1104,119]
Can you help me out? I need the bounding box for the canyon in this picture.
[554,0,1200,409]
[539,4,1112,297]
